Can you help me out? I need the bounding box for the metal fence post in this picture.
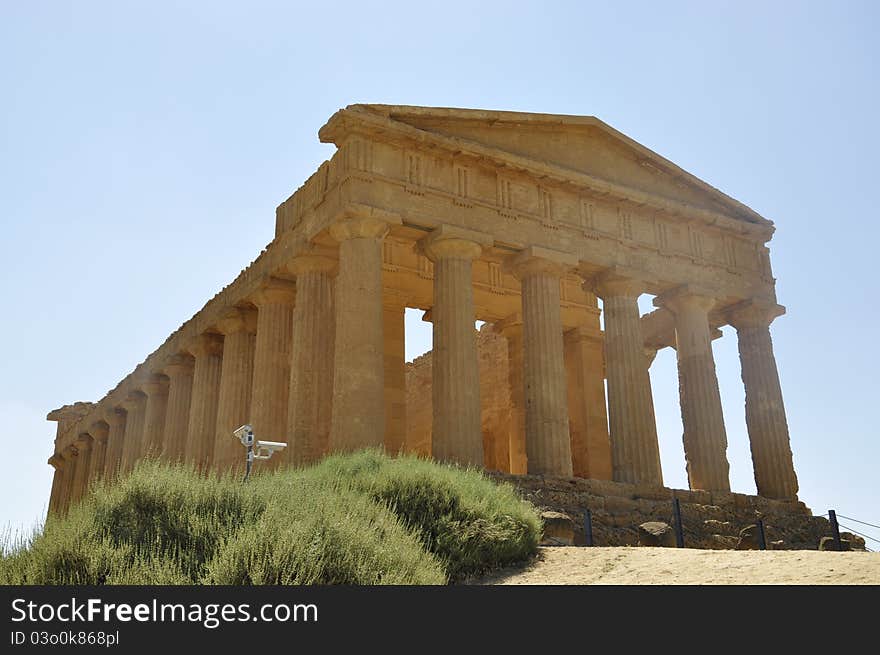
[757,519,767,550]
[583,508,593,547]
[829,509,842,550]
[673,497,685,548]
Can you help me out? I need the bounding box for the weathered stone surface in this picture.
[736,524,763,550]
[43,105,805,523]
[540,511,576,546]
[840,532,866,551]
[638,521,677,547]
[819,536,852,552]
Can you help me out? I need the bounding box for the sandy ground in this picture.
[480,547,880,585]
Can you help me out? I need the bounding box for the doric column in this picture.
[141,375,170,459]
[184,333,224,470]
[421,225,491,467]
[383,290,407,456]
[71,433,94,506]
[564,327,612,480]
[728,300,798,499]
[119,392,147,475]
[329,216,393,453]
[103,407,127,479]
[60,445,79,514]
[592,272,663,485]
[287,256,336,466]
[494,315,527,474]
[87,421,110,482]
[508,247,576,477]
[655,287,730,492]
[214,308,257,473]
[47,454,66,517]
[250,278,296,458]
[162,354,195,462]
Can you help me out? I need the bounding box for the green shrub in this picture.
[0,450,540,585]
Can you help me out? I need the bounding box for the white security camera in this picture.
[233,424,254,446]
[253,440,287,460]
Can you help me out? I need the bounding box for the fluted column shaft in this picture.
[185,333,224,470]
[329,217,390,453]
[383,292,407,456]
[287,259,336,466]
[87,422,109,482]
[142,376,170,459]
[47,454,65,517]
[658,289,730,492]
[119,393,147,475]
[251,280,296,462]
[214,309,257,473]
[422,229,488,466]
[510,248,575,477]
[594,276,663,485]
[71,434,94,506]
[103,408,127,479]
[564,327,612,480]
[163,355,195,462]
[60,446,78,514]
[729,302,798,499]
[496,319,527,474]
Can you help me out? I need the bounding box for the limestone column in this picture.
[329,216,393,453]
[60,445,78,514]
[71,433,94,505]
[103,407,127,479]
[287,256,336,466]
[494,315,527,475]
[119,392,147,475]
[162,354,195,462]
[508,247,576,477]
[185,333,224,470]
[383,290,407,456]
[421,226,491,466]
[655,287,730,492]
[142,375,170,459]
[87,421,109,482]
[593,272,663,485]
[250,279,296,463]
[47,454,66,517]
[728,300,798,499]
[214,308,257,473]
[564,327,612,480]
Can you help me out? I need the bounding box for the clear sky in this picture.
[1,1,877,542]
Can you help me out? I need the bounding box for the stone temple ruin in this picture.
[46,105,827,547]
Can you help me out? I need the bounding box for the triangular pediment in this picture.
[326,104,767,226]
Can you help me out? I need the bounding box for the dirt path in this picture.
[480,547,880,585]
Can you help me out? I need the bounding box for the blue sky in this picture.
[1,1,877,541]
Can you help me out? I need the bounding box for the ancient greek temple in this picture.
[46,105,798,516]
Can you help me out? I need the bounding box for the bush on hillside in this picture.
[0,450,540,585]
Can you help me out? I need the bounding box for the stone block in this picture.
[540,511,575,546]
[638,521,677,547]
[819,536,852,552]
[735,524,762,550]
[603,495,640,515]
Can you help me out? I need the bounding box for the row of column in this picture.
[49,216,799,517]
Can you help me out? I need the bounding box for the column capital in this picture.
[727,299,785,330]
[587,267,648,298]
[141,374,170,397]
[48,453,65,470]
[504,246,577,280]
[216,307,258,336]
[89,421,110,444]
[653,285,718,315]
[493,312,524,338]
[75,432,94,450]
[188,332,224,358]
[419,225,492,262]
[250,277,296,306]
[330,216,393,242]
[163,353,196,378]
[286,252,338,277]
[62,444,78,459]
[120,391,147,412]
[105,406,127,427]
